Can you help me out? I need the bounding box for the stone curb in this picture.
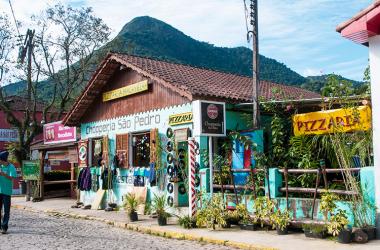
[12,205,276,250]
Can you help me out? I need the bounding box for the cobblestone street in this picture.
[1,209,233,250]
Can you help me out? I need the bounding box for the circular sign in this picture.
[207,104,219,119]
[79,146,87,161]
[167,183,174,194]
[167,165,174,177]
[166,141,173,152]
[166,128,174,138]
[167,153,174,164]
[167,196,174,207]
[178,184,186,195]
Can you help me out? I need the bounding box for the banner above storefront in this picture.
[169,112,193,126]
[0,129,18,142]
[193,100,226,137]
[103,80,148,102]
[43,121,76,144]
[293,106,372,136]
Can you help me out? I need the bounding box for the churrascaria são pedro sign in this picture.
[22,160,40,180]
[292,106,372,136]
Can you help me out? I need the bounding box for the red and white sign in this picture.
[207,104,219,119]
[43,121,76,144]
[78,140,88,167]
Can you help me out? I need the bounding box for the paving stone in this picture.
[1,209,234,250]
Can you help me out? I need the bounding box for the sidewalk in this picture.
[11,197,380,250]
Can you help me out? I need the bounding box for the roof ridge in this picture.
[112,52,312,89]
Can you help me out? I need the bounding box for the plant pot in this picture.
[362,226,376,241]
[304,229,327,239]
[338,228,352,244]
[276,227,288,235]
[158,215,167,226]
[129,211,138,222]
[108,203,117,208]
[239,223,257,231]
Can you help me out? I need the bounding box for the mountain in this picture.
[3,16,362,98]
[302,74,363,93]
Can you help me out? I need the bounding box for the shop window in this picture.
[132,132,150,167]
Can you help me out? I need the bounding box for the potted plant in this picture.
[124,193,139,222]
[152,194,169,226]
[303,223,328,239]
[178,215,197,229]
[272,209,291,235]
[235,204,257,231]
[196,195,227,230]
[327,209,351,244]
[253,196,275,229]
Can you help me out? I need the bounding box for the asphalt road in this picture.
[1,209,234,250]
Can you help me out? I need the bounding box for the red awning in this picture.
[337,1,380,45]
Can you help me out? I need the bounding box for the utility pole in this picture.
[18,29,35,109]
[248,0,260,129]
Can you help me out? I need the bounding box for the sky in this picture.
[0,0,373,81]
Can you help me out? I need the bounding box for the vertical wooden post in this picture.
[284,166,289,210]
[70,163,75,199]
[311,168,321,220]
[39,151,45,200]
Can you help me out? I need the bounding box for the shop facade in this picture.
[63,53,320,213]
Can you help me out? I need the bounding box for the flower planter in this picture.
[338,228,352,244]
[362,226,376,241]
[158,215,167,226]
[276,227,288,235]
[239,223,257,231]
[304,229,327,239]
[129,211,138,222]
[108,203,117,209]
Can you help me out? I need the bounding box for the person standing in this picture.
[0,151,17,234]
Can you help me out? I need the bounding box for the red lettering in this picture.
[318,119,327,130]
[310,120,318,131]
[297,121,303,131]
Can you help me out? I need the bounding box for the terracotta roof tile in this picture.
[112,53,320,102]
[63,53,320,126]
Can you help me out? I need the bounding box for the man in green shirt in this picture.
[0,150,17,234]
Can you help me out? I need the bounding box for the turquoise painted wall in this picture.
[79,103,193,208]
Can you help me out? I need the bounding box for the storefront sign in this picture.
[293,106,372,136]
[43,121,76,144]
[169,112,193,126]
[84,113,161,136]
[0,129,18,142]
[78,140,88,167]
[103,80,148,102]
[22,160,40,181]
[193,100,226,137]
[81,103,192,139]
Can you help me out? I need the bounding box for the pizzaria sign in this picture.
[292,106,371,136]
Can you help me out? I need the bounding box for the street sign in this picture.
[22,160,40,180]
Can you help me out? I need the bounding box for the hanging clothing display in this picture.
[101,167,113,190]
[91,171,99,192]
[77,167,92,191]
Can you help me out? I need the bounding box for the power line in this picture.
[8,0,21,39]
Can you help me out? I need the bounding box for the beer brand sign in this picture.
[292,106,371,136]
[169,112,193,126]
[103,80,148,102]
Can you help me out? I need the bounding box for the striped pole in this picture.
[188,137,197,217]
